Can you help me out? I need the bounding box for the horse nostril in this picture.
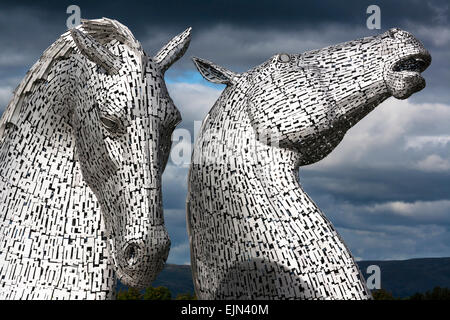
[124,243,140,267]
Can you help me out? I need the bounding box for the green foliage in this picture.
[116,287,143,300]
[372,288,396,300]
[409,292,424,300]
[142,286,172,300]
[175,292,197,300]
[116,285,189,300]
[374,286,450,300]
[408,286,450,300]
[116,284,450,300]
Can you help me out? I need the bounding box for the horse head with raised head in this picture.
[192,28,431,165]
[188,28,431,299]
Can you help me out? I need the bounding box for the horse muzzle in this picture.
[115,226,171,289]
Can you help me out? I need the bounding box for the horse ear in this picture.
[192,57,237,85]
[154,27,192,73]
[70,28,123,75]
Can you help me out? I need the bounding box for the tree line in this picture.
[373,286,450,300]
[117,286,196,300]
[117,285,450,300]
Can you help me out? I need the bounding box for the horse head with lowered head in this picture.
[0,18,190,299]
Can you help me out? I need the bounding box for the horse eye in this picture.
[278,53,291,63]
[100,115,119,132]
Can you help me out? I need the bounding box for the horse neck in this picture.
[190,90,371,298]
[0,80,115,299]
[207,93,356,250]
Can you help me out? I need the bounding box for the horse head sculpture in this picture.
[0,18,191,299]
[68,20,191,288]
[193,28,431,164]
[187,28,431,299]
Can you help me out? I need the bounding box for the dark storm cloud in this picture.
[301,168,450,204]
[2,0,448,30]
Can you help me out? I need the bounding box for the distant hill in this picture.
[357,257,450,297]
[118,257,450,298]
[150,264,194,296]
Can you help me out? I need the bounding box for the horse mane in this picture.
[0,18,144,139]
